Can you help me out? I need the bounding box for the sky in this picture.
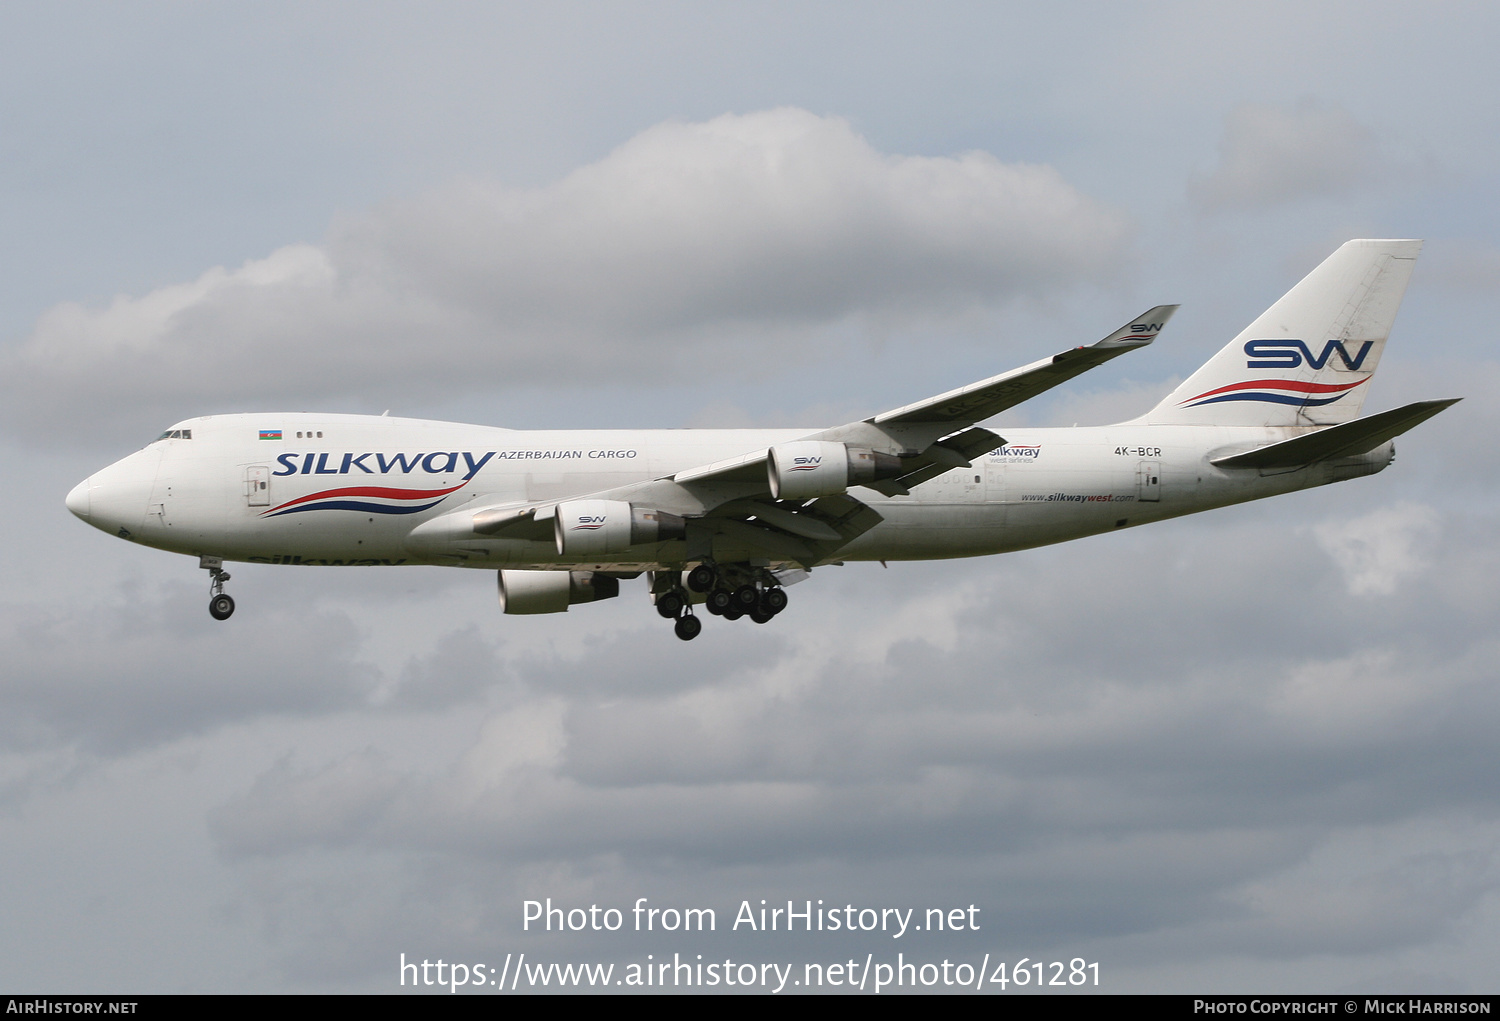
[3,0,1500,994]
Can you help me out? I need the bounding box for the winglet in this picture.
[1093,304,1178,349]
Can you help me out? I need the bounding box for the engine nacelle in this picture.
[498,570,621,614]
[553,500,686,556]
[767,441,902,500]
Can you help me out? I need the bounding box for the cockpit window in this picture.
[153,429,193,442]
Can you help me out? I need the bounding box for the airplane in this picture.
[66,239,1457,640]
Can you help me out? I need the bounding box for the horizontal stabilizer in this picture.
[1211,399,1459,469]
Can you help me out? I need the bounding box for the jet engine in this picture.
[553,500,687,556]
[767,441,903,500]
[498,570,620,614]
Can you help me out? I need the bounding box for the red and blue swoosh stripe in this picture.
[1179,377,1368,409]
[262,482,467,517]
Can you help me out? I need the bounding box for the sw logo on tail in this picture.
[1244,339,1376,370]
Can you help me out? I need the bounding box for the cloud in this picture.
[0,109,1130,444]
[1313,502,1440,597]
[1191,100,1381,211]
[0,576,376,757]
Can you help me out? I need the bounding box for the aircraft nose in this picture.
[68,449,159,537]
[66,478,92,520]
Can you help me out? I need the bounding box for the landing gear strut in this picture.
[202,556,235,621]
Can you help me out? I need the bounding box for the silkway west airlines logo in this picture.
[1180,377,1369,409]
[1179,339,1375,409]
[262,482,467,517]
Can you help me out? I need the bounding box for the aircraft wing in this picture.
[460,484,883,570]
[673,304,1176,494]
[869,304,1178,426]
[439,307,1176,566]
[466,493,878,566]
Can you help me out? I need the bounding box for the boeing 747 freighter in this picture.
[66,240,1456,639]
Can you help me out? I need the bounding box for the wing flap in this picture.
[711,499,844,542]
[712,518,819,564]
[864,426,1005,496]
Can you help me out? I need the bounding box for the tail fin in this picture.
[1141,239,1421,426]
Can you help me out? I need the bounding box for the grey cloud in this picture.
[1191,100,1381,212]
[0,578,375,756]
[0,109,1130,445]
[387,624,513,711]
[1226,847,1495,958]
[1313,502,1440,597]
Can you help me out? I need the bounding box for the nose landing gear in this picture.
[201,556,235,621]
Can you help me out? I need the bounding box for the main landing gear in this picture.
[201,556,235,621]
[654,563,789,640]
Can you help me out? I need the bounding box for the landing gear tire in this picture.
[707,588,733,614]
[202,557,235,621]
[722,605,745,621]
[749,609,774,624]
[674,615,702,641]
[733,584,758,609]
[656,591,685,619]
[687,564,717,592]
[762,587,788,614]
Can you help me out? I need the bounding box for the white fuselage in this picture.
[66,412,1393,571]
